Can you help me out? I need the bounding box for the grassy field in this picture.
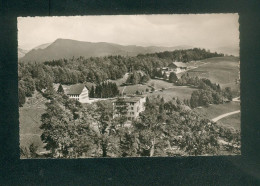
[194,102,240,119]
[19,91,46,152]
[181,56,240,96]
[147,86,197,102]
[218,112,241,130]
[118,79,196,101]
[194,102,240,130]
[146,79,175,89]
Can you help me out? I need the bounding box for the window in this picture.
[131,107,134,110]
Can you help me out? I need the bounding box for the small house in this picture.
[168,62,187,74]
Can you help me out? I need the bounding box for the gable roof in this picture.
[113,96,146,103]
[169,62,187,68]
[85,82,95,90]
[67,84,87,95]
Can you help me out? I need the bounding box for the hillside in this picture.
[19,38,192,63]
[183,56,240,95]
[18,48,28,58]
[19,91,47,152]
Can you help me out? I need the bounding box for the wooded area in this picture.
[18,48,223,107]
[19,48,240,158]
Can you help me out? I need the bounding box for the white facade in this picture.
[113,96,146,120]
[78,87,89,103]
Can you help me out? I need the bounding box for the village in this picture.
[55,61,191,122]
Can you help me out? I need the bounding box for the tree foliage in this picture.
[168,72,178,83]
[57,84,64,94]
[18,48,223,107]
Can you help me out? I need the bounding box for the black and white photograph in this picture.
[18,14,240,158]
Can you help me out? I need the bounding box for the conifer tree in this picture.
[57,84,64,94]
[89,85,95,98]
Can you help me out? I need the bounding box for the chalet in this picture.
[168,62,188,74]
[161,67,172,78]
[112,96,146,120]
[66,84,89,103]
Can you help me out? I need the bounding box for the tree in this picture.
[40,96,97,158]
[29,143,39,158]
[169,72,178,83]
[140,74,150,84]
[57,84,64,94]
[89,85,95,98]
[163,72,168,80]
[43,84,56,100]
[18,87,26,107]
[224,87,233,101]
[190,91,200,108]
[94,101,121,157]
[113,97,128,126]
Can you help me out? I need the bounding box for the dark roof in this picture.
[67,84,87,95]
[169,62,187,68]
[85,82,95,90]
[113,96,145,103]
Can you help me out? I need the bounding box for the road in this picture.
[211,110,240,122]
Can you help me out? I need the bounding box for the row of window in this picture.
[69,94,79,98]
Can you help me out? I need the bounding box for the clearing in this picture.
[180,56,240,96]
[118,79,196,102]
[146,86,197,102]
[194,101,240,130]
[211,110,240,122]
[217,112,241,130]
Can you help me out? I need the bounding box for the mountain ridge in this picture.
[19,38,193,63]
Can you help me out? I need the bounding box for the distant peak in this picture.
[54,38,64,42]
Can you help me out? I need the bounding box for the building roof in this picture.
[169,62,187,68]
[113,96,146,103]
[85,82,95,90]
[67,84,87,95]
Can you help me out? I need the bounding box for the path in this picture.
[121,86,127,94]
[211,110,240,122]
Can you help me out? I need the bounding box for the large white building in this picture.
[66,84,89,103]
[112,96,146,120]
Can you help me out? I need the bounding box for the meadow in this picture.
[147,86,197,102]
[117,78,196,102]
[194,102,240,130]
[217,112,241,130]
[182,56,240,96]
[19,91,46,152]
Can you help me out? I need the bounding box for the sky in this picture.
[18,14,239,54]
